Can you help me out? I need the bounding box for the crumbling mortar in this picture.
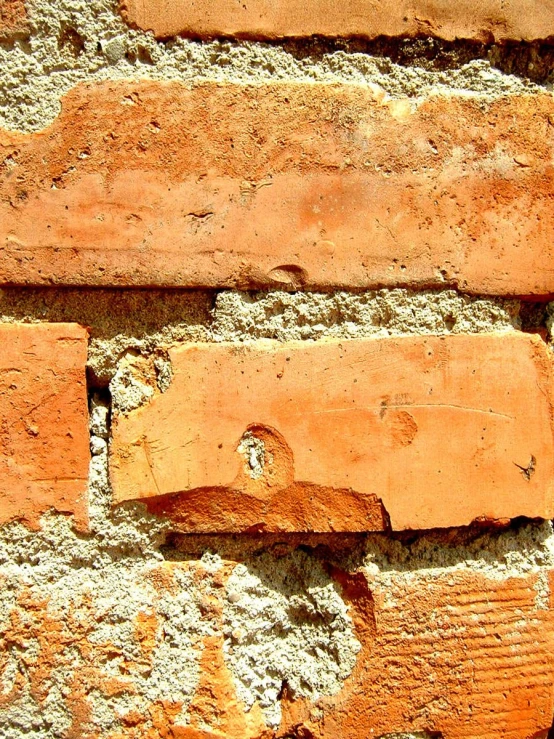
[211,289,521,344]
[0,0,551,133]
[0,285,551,733]
[167,520,554,581]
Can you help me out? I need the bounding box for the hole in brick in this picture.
[235,423,294,490]
[237,430,270,480]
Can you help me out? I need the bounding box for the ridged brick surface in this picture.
[281,567,554,738]
[2,82,554,296]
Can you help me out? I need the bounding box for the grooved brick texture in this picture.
[4,559,552,738]
[0,323,90,530]
[110,333,554,531]
[119,0,554,42]
[283,566,554,739]
[2,82,554,296]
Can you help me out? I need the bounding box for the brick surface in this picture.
[110,333,554,531]
[2,81,554,296]
[281,567,554,739]
[0,0,27,39]
[2,559,552,738]
[119,0,554,42]
[0,323,90,530]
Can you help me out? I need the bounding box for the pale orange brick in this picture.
[0,0,27,39]
[2,82,554,296]
[0,323,90,530]
[110,333,554,531]
[119,0,554,42]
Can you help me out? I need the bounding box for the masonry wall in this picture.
[1,1,554,737]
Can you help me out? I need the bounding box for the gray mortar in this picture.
[223,549,360,727]
[109,352,155,414]
[0,0,548,133]
[212,289,520,343]
[237,431,270,480]
[359,520,554,594]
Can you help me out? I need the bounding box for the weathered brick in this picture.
[0,0,27,40]
[119,0,554,42]
[281,567,554,739]
[110,333,554,531]
[2,554,552,738]
[2,81,554,296]
[0,323,90,530]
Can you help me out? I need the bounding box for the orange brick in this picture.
[119,0,554,42]
[0,0,27,39]
[0,323,90,530]
[281,567,554,739]
[110,333,554,531]
[2,82,554,296]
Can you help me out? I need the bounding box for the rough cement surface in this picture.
[362,520,554,578]
[0,0,547,132]
[223,550,360,727]
[110,352,155,414]
[237,431,270,480]
[212,289,520,343]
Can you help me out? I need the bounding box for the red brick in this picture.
[110,333,554,531]
[119,0,554,42]
[2,82,554,296]
[281,567,554,739]
[0,0,27,39]
[0,323,90,530]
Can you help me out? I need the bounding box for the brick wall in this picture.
[1,1,554,737]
